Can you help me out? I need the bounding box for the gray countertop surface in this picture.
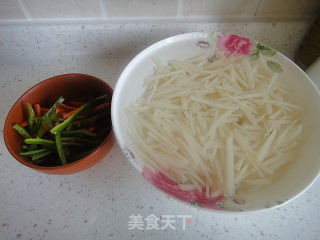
[0,20,319,240]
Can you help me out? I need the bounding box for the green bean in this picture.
[13,124,31,138]
[55,132,67,165]
[50,104,88,134]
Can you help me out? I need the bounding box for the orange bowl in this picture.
[4,73,115,174]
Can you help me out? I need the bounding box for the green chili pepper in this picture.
[45,96,64,117]
[20,148,48,156]
[68,149,95,161]
[13,124,31,139]
[62,129,97,137]
[25,138,55,146]
[22,144,29,150]
[31,150,52,161]
[94,93,109,102]
[50,104,88,134]
[14,93,111,167]
[37,112,57,137]
[55,132,67,165]
[42,115,53,129]
[79,112,107,128]
[61,137,102,145]
[27,103,36,134]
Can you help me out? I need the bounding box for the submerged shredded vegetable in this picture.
[127,52,303,197]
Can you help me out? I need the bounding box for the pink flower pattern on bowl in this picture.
[216,33,253,57]
[142,167,224,210]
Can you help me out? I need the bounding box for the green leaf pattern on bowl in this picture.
[208,32,283,73]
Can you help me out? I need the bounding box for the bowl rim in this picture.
[4,73,114,171]
[111,32,320,213]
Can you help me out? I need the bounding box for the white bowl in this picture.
[112,32,320,212]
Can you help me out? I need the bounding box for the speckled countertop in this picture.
[0,20,319,240]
